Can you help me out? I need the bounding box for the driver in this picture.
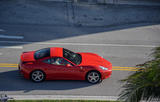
[54,58,61,65]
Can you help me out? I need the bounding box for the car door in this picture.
[42,57,65,80]
[56,57,85,80]
[64,65,86,80]
[42,57,85,80]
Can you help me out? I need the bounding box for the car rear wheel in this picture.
[86,71,101,84]
[30,70,45,82]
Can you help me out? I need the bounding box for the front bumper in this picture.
[101,70,112,79]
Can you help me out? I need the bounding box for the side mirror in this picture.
[66,64,71,67]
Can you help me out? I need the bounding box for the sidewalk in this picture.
[48,0,160,6]
[0,0,160,27]
[8,95,118,101]
[101,0,160,6]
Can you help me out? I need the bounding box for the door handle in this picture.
[79,67,85,72]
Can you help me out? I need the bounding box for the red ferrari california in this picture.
[19,47,112,84]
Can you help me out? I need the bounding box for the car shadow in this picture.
[0,70,94,92]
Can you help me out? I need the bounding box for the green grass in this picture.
[8,100,119,102]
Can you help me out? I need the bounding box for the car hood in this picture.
[20,51,35,62]
[79,53,111,69]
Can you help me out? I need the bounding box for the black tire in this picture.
[86,71,101,84]
[30,70,45,82]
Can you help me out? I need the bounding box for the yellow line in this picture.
[112,69,138,71]
[113,66,138,69]
[0,63,18,65]
[112,68,138,70]
[112,68,142,70]
[0,63,142,71]
[112,66,143,71]
[0,66,18,67]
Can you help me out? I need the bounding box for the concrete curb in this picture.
[42,0,160,6]
[102,0,160,6]
[8,95,118,101]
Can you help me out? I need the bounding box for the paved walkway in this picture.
[8,95,118,101]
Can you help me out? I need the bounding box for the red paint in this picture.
[50,47,63,57]
[19,47,112,81]
[20,51,35,62]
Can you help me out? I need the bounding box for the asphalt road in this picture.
[0,23,160,97]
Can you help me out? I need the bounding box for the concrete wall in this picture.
[73,0,160,6]
[0,0,69,25]
[0,0,160,26]
[73,4,160,26]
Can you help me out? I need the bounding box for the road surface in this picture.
[0,23,160,98]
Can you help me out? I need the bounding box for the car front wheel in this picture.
[86,71,101,84]
[30,70,45,82]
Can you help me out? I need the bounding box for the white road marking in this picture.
[0,35,24,39]
[8,95,118,101]
[0,46,23,49]
[0,29,5,32]
[37,42,158,48]
[0,40,158,48]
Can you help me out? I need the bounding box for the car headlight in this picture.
[100,66,108,70]
[101,56,104,58]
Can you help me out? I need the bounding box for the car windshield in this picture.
[63,48,82,65]
[34,48,50,60]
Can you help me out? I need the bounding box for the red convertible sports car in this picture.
[19,47,112,84]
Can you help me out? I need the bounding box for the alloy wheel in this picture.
[31,70,45,82]
[87,71,100,84]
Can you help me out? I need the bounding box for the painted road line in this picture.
[113,66,138,69]
[112,69,141,71]
[0,63,142,71]
[0,63,18,65]
[0,46,23,49]
[0,66,139,71]
[0,35,24,39]
[8,95,118,101]
[112,69,138,71]
[0,66,18,68]
[112,66,143,71]
[37,42,158,48]
[112,68,140,70]
[0,29,5,32]
[112,67,139,69]
[0,63,18,67]
[0,41,158,48]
